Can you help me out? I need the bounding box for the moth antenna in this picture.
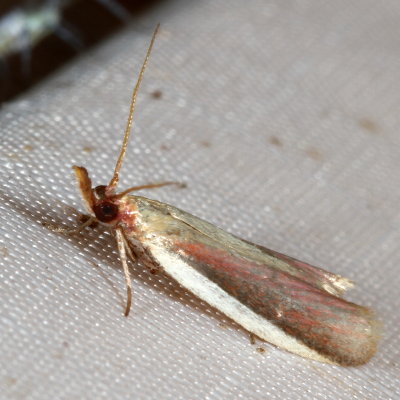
[108,23,160,190]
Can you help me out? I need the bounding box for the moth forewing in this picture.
[116,196,379,366]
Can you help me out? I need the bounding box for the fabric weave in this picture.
[1,1,399,399]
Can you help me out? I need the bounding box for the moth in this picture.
[62,24,379,366]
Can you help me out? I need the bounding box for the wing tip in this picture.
[325,307,381,367]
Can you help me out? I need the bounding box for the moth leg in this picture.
[119,230,137,264]
[249,333,256,345]
[115,227,132,317]
[119,230,160,275]
[127,181,184,191]
[44,216,96,235]
[116,181,186,197]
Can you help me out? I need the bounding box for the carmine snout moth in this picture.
[56,24,379,366]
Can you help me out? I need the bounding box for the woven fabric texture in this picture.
[1,1,399,399]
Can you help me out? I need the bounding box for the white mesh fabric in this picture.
[1,1,399,399]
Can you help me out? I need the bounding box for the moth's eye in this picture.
[93,202,119,223]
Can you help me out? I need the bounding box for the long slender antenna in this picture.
[108,24,160,190]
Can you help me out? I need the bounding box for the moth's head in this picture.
[73,165,120,224]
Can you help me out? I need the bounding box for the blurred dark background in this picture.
[0,0,164,104]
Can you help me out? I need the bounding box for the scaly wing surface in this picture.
[124,196,378,366]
